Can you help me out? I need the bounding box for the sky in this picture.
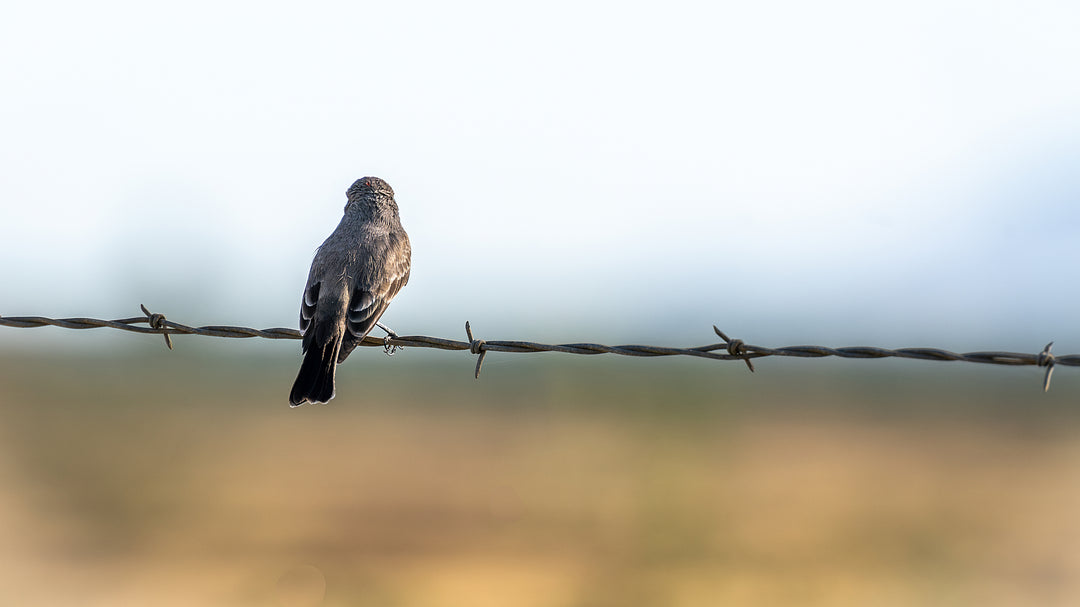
[1,1,1078,353]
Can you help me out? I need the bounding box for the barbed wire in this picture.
[0,304,1074,391]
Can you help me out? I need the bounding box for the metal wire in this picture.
[1,304,1074,390]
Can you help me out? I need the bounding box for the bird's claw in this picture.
[377,321,401,356]
[383,334,402,356]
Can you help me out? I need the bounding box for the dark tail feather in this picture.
[289,339,339,406]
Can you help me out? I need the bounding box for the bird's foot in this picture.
[377,322,401,356]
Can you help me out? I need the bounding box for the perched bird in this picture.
[289,177,411,406]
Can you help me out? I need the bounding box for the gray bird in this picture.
[289,177,411,406]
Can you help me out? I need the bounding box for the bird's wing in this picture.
[339,258,411,363]
[298,280,320,353]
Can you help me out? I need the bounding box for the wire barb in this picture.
[465,321,487,379]
[714,326,754,372]
[140,304,173,350]
[1038,341,1056,392]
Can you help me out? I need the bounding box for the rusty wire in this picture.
[0,304,1075,391]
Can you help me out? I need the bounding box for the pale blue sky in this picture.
[1,1,1078,351]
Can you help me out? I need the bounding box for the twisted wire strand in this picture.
[1,305,1074,389]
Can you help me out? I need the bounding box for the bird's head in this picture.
[346,176,394,200]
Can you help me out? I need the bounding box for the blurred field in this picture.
[1,344,1079,606]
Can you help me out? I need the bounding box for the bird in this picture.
[289,177,411,406]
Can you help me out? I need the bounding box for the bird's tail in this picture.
[289,338,340,406]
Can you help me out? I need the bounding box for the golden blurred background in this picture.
[1,343,1078,606]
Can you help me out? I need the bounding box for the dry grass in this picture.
[0,348,1078,606]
